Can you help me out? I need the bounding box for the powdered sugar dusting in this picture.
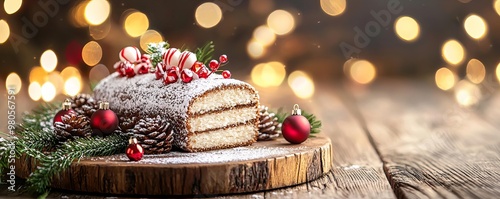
[87,144,309,164]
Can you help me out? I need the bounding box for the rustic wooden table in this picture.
[2,80,500,198]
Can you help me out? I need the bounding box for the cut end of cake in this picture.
[186,122,258,152]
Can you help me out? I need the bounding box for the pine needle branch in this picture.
[146,42,170,68]
[26,134,128,194]
[195,41,215,65]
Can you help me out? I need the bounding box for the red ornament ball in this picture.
[219,54,228,64]
[90,102,118,136]
[53,99,75,124]
[282,105,311,144]
[197,66,210,78]
[126,138,144,161]
[222,70,231,79]
[209,60,219,71]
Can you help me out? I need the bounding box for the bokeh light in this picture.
[61,66,81,81]
[454,80,481,107]
[4,0,22,14]
[40,50,58,72]
[89,64,110,84]
[195,2,223,28]
[6,72,22,94]
[247,40,265,59]
[441,39,465,66]
[349,59,376,84]
[84,0,110,25]
[124,11,149,37]
[466,59,485,84]
[64,77,82,97]
[394,16,420,42]
[89,19,111,40]
[29,67,48,83]
[41,82,56,102]
[48,71,64,94]
[0,20,10,44]
[288,71,315,99]
[140,30,163,51]
[320,0,346,16]
[28,82,42,101]
[496,63,500,83]
[495,0,500,16]
[71,1,89,27]
[82,41,102,66]
[251,62,286,87]
[253,25,276,47]
[435,67,456,91]
[463,14,487,40]
[267,10,295,35]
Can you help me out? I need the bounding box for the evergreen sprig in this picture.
[271,108,322,135]
[146,41,170,68]
[26,134,128,194]
[195,41,215,65]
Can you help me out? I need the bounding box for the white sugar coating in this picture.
[93,72,260,151]
[87,144,309,164]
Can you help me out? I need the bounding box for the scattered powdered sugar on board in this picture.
[87,144,309,164]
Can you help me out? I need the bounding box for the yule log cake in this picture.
[94,73,260,152]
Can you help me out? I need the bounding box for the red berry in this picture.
[222,70,231,79]
[192,61,203,73]
[219,54,228,64]
[181,69,194,83]
[136,64,150,74]
[209,60,219,71]
[197,66,209,78]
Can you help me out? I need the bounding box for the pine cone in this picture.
[258,105,281,141]
[129,116,174,154]
[118,111,140,132]
[54,114,92,142]
[70,93,99,118]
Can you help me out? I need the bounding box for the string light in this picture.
[466,59,485,84]
[496,63,500,83]
[84,0,110,25]
[6,72,22,94]
[28,82,42,101]
[61,66,81,81]
[4,0,22,14]
[349,59,376,84]
[247,40,265,59]
[394,16,420,42]
[253,25,276,47]
[288,71,315,99]
[435,67,456,91]
[463,14,487,40]
[89,64,110,83]
[124,11,149,37]
[40,50,58,72]
[441,40,465,66]
[64,77,82,97]
[0,20,10,44]
[267,10,295,35]
[495,0,500,16]
[140,30,163,51]
[320,0,346,16]
[41,82,56,102]
[82,41,102,66]
[250,62,286,87]
[454,80,481,107]
[195,2,223,28]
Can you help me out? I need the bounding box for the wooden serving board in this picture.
[16,135,332,196]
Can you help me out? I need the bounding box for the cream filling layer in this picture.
[189,88,257,114]
[188,124,256,150]
[187,106,257,132]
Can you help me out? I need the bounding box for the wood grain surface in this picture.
[350,81,500,199]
